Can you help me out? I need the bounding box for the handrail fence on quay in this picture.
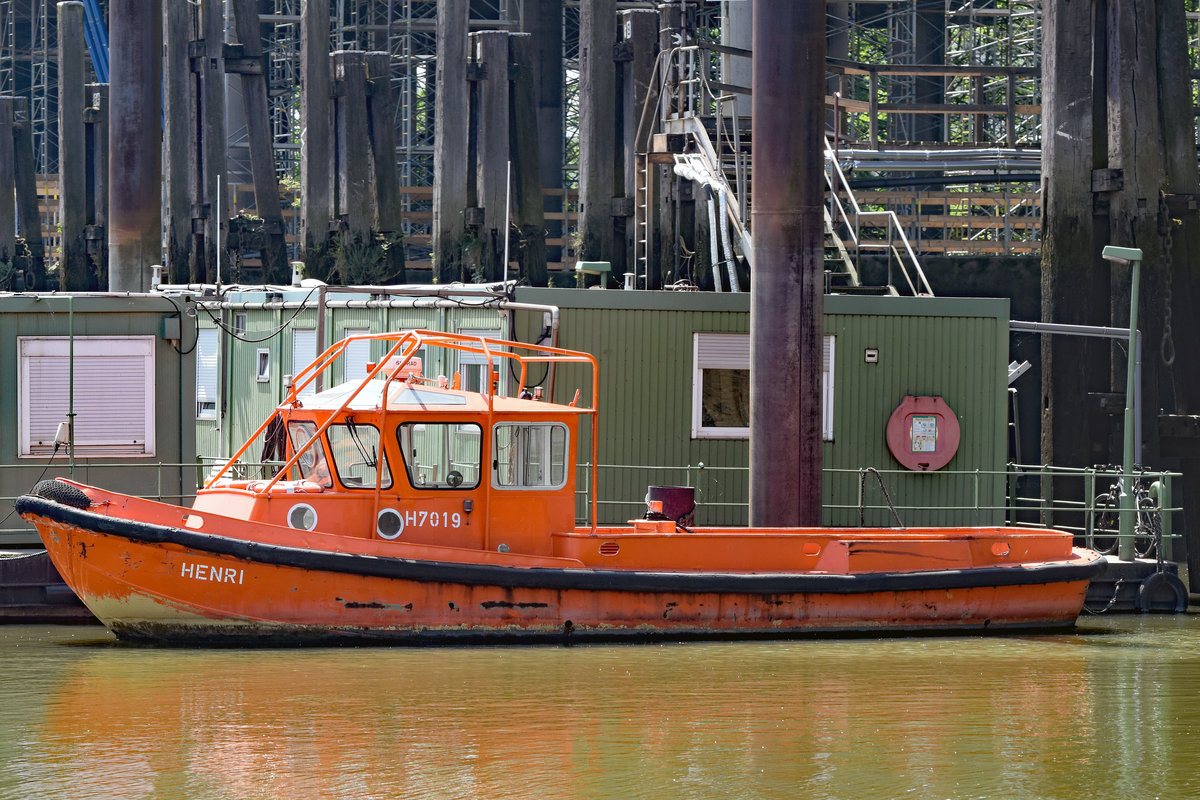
[0,461,1182,563]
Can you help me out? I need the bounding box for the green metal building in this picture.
[0,294,198,546]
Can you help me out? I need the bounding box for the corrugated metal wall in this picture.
[515,289,1008,527]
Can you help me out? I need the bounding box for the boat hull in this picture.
[18,493,1103,644]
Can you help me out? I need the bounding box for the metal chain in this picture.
[1159,193,1177,367]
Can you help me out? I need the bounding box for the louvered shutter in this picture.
[20,336,156,456]
[196,328,218,419]
[292,328,317,397]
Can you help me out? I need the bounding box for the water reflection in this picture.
[3,618,1200,799]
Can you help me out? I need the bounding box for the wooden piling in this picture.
[508,33,547,287]
[365,51,407,283]
[199,0,227,284]
[524,0,564,273]
[471,31,510,283]
[84,84,109,287]
[434,0,469,283]
[108,0,163,292]
[578,0,617,270]
[301,0,334,279]
[58,1,88,290]
[12,98,43,286]
[0,98,15,270]
[230,0,289,284]
[163,0,192,284]
[332,50,372,279]
[619,9,658,287]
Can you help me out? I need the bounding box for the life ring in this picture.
[1136,572,1188,614]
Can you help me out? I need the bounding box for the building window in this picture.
[292,328,317,396]
[256,349,271,383]
[455,329,506,396]
[691,333,835,440]
[342,328,371,383]
[196,328,218,419]
[18,335,156,456]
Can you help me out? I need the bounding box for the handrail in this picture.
[824,138,935,296]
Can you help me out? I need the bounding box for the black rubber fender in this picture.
[1136,571,1189,614]
[30,479,91,510]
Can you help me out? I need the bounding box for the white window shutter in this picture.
[292,328,317,397]
[196,328,218,419]
[19,336,156,456]
[343,329,371,383]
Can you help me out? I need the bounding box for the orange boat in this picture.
[17,330,1102,643]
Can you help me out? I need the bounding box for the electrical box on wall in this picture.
[885,395,961,471]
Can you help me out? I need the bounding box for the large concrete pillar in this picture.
[750,0,825,527]
[108,0,163,292]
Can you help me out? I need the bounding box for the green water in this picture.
[1,617,1199,799]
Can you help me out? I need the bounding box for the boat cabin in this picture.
[196,330,598,557]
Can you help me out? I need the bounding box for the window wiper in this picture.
[344,416,377,468]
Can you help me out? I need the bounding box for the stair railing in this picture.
[824,139,934,296]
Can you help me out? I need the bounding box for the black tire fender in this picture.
[31,479,91,510]
[1136,572,1188,614]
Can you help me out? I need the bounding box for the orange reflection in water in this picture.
[15,633,1127,800]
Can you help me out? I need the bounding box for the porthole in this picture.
[377,508,404,540]
[288,503,318,531]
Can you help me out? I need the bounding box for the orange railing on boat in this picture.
[203,330,603,531]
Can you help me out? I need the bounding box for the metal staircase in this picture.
[633,46,934,297]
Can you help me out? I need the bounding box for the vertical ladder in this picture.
[634,153,653,289]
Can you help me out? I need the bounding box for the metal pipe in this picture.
[1010,319,1143,461]
[705,186,723,291]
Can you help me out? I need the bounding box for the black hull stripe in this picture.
[16,495,1104,595]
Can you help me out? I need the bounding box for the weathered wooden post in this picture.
[618,9,658,287]
[58,1,88,289]
[365,51,407,284]
[108,0,163,292]
[1040,0,1105,474]
[578,0,617,273]
[471,31,510,282]
[230,0,289,284]
[524,0,564,220]
[301,0,334,280]
[12,98,45,286]
[433,0,469,283]
[508,33,547,286]
[0,98,15,273]
[332,50,372,280]
[198,0,227,284]
[163,0,192,284]
[84,84,108,287]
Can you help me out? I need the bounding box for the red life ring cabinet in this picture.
[885,395,961,471]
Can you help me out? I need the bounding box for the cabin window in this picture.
[397,422,481,489]
[691,333,835,441]
[492,423,568,489]
[328,421,392,489]
[286,421,333,488]
[196,328,218,420]
[18,335,156,457]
